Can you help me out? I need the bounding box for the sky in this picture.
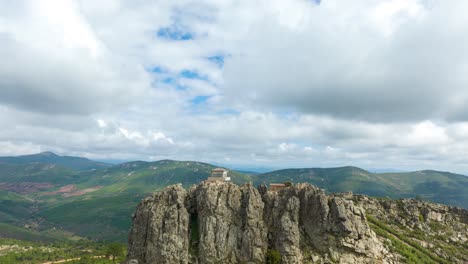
[1,0,468,173]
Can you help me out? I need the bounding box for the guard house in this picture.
[269,181,292,192]
[207,168,231,182]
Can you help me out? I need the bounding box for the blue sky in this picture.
[1,0,468,174]
[157,27,193,41]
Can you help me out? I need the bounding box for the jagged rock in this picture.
[125,182,468,263]
[354,196,468,263]
[125,182,389,264]
[187,182,267,263]
[126,184,189,263]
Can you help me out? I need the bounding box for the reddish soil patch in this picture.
[0,182,55,194]
[63,186,102,197]
[42,185,76,195]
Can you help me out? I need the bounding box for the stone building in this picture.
[206,168,231,182]
[269,181,292,192]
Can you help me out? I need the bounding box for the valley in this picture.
[0,152,467,243]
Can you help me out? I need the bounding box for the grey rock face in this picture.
[188,182,267,263]
[126,184,189,263]
[354,195,468,263]
[125,182,385,264]
[262,184,383,263]
[355,195,468,228]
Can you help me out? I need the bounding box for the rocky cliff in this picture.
[125,182,467,264]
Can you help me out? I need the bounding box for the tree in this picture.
[105,243,125,263]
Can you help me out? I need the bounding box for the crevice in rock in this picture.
[188,212,200,258]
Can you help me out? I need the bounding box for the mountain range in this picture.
[0,151,111,171]
[0,152,466,242]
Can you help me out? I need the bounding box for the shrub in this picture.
[418,214,424,222]
[367,215,450,264]
[266,249,281,264]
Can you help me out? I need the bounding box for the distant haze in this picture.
[1,1,468,174]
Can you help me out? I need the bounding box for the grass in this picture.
[0,223,86,243]
[38,193,144,242]
[1,157,467,246]
[366,215,450,264]
[0,238,125,264]
[0,223,58,242]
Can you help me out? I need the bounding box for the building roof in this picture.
[211,168,227,172]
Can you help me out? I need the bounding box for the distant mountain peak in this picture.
[0,151,111,171]
[39,151,58,156]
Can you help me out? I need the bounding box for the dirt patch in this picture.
[0,182,55,194]
[63,186,102,197]
[41,255,106,264]
[41,184,102,197]
[42,185,76,195]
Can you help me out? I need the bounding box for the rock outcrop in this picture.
[354,195,468,263]
[126,182,386,264]
[126,185,190,263]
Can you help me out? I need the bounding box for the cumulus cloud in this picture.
[0,0,149,115]
[1,0,468,173]
[222,0,468,122]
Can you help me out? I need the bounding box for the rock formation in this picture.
[125,182,389,263]
[126,182,468,264]
[354,195,467,263]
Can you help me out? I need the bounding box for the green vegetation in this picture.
[265,249,281,264]
[366,215,450,264]
[38,193,143,241]
[418,214,424,222]
[0,152,466,244]
[105,242,125,263]
[0,238,126,264]
[0,151,111,171]
[0,163,76,184]
[256,167,468,208]
[0,223,59,242]
[0,158,253,242]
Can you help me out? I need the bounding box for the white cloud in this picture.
[0,0,150,114]
[97,119,107,128]
[0,141,42,156]
[1,0,468,173]
[371,0,426,36]
[403,121,450,146]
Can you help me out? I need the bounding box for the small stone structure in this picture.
[206,168,231,182]
[269,181,292,192]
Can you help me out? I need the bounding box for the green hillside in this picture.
[255,167,468,208]
[35,160,252,241]
[374,170,468,208]
[254,166,400,196]
[0,152,111,171]
[0,153,467,243]
[0,190,34,225]
[0,162,76,184]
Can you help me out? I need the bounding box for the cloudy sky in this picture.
[1,0,468,173]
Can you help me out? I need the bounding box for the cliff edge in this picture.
[125,182,467,264]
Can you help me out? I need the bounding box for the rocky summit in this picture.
[125,182,467,264]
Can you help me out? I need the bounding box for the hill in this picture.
[36,160,252,241]
[255,166,468,208]
[0,152,111,171]
[0,162,77,184]
[124,182,468,264]
[0,152,466,243]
